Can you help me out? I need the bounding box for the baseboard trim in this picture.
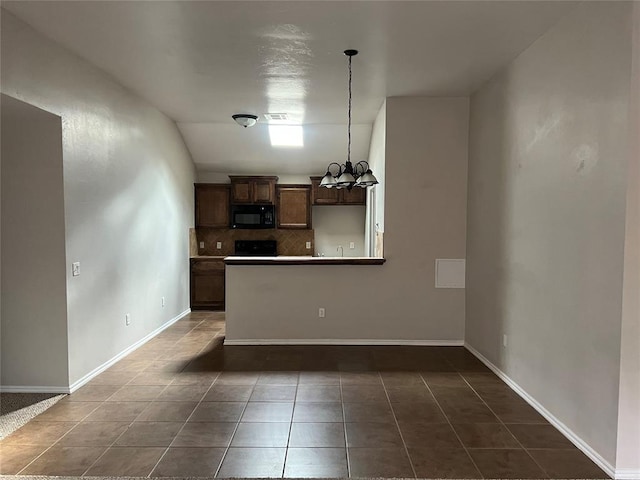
[464,342,616,479]
[67,308,191,393]
[0,385,70,394]
[224,338,464,346]
[616,469,640,480]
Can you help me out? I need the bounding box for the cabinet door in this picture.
[190,260,225,310]
[340,186,366,205]
[254,179,275,204]
[310,177,339,205]
[195,184,230,228]
[230,176,277,204]
[277,186,311,229]
[231,180,252,204]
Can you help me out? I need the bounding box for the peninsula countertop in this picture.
[223,256,386,265]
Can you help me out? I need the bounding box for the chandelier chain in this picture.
[318,49,378,190]
[347,53,352,165]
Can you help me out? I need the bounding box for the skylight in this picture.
[269,125,303,147]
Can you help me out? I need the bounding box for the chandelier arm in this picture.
[326,162,342,175]
[354,161,368,177]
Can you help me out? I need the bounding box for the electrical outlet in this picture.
[216,242,222,249]
[72,262,80,276]
[161,297,165,307]
[125,313,131,326]
[318,307,325,318]
[503,334,508,347]
[349,242,355,249]
[306,241,311,249]
[199,242,204,249]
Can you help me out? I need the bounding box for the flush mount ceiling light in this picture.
[320,50,378,190]
[232,114,258,128]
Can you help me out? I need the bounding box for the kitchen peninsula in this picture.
[223,255,386,345]
[224,256,385,265]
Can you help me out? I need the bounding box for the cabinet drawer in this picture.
[190,259,225,273]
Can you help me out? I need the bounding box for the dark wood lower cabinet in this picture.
[190,258,225,310]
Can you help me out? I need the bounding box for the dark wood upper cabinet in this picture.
[254,179,276,203]
[310,177,366,205]
[195,183,230,228]
[341,185,366,204]
[229,176,278,204]
[231,180,252,204]
[310,177,339,204]
[277,185,311,229]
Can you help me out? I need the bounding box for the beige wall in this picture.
[367,101,387,238]
[616,2,640,474]
[466,2,632,468]
[1,11,196,387]
[1,95,69,390]
[226,97,468,342]
[313,206,365,257]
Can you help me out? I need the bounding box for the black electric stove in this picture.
[234,240,277,256]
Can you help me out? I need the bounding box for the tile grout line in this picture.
[420,365,486,480]
[13,399,99,475]
[77,381,173,476]
[10,314,224,477]
[147,323,224,477]
[339,372,351,478]
[461,374,554,480]
[128,323,202,479]
[381,372,418,479]
[76,325,205,478]
[212,375,257,478]
[7,332,589,479]
[281,373,300,478]
[16,377,150,476]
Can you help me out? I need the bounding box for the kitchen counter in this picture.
[223,256,386,265]
[225,256,388,344]
[190,256,226,259]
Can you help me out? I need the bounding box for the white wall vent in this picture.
[264,113,289,121]
[435,259,466,288]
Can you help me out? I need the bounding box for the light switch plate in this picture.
[72,262,80,276]
[216,242,222,249]
[306,242,311,249]
[349,242,355,249]
[199,242,204,249]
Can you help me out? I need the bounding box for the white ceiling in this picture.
[3,1,578,176]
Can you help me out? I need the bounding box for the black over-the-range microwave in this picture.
[230,204,275,229]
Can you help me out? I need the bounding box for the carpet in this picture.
[0,392,66,439]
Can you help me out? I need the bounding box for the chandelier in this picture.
[320,50,378,190]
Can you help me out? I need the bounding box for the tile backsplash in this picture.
[194,228,314,256]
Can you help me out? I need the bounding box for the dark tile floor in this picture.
[0,311,609,478]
